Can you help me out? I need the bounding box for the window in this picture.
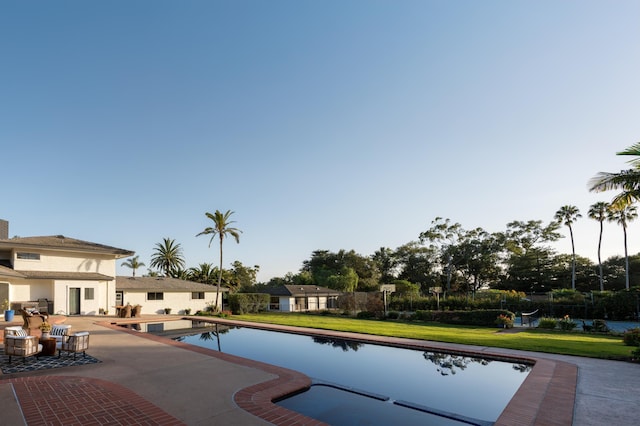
[16,252,40,260]
[191,292,204,300]
[84,288,94,300]
[147,292,164,301]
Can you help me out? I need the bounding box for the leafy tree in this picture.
[554,205,581,290]
[325,266,359,292]
[393,241,439,292]
[197,210,242,310]
[607,204,638,289]
[391,279,420,297]
[589,143,640,207]
[228,261,260,292]
[588,202,610,291]
[419,217,464,293]
[449,228,503,293]
[150,238,185,277]
[498,220,561,292]
[372,247,398,283]
[121,255,145,277]
[302,249,380,291]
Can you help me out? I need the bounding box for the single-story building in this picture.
[115,276,225,315]
[262,285,341,312]
[0,219,134,316]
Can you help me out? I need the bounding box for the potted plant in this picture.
[495,314,514,329]
[40,321,52,339]
[164,307,172,314]
[184,308,191,315]
[2,299,14,322]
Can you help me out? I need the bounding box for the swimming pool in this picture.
[128,320,531,425]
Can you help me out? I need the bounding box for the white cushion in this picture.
[73,332,89,336]
[51,326,69,336]
[14,329,28,337]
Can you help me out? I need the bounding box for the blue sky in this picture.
[2,1,639,282]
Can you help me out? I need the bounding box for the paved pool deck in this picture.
[0,315,638,425]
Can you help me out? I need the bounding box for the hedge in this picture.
[227,293,270,314]
[411,309,514,326]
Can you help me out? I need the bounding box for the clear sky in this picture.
[2,1,639,282]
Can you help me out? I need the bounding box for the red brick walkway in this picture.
[6,376,184,425]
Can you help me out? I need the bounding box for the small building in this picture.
[115,276,225,315]
[262,285,341,312]
[0,219,133,315]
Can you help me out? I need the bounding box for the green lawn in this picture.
[231,312,632,360]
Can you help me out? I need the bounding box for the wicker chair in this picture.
[20,309,49,331]
[4,326,42,363]
[119,304,132,318]
[50,324,72,348]
[58,331,90,359]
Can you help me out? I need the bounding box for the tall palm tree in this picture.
[554,205,581,290]
[149,238,185,277]
[121,255,145,277]
[589,143,640,207]
[588,202,610,291]
[197,210,242,310]
[607,204,638,290]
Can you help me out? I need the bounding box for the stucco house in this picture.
[263,285,341,312]
[115,276,225,315]
[0,219,133,316]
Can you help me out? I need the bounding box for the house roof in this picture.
[264,285,342,297]
[0,265,26,278]
[17,270,114,280]
[116,276,227,292]
[0,235,134,258]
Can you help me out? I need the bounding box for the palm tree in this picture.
[188,263,217,285]
[121,255,145,277]
[589,143,640,207]
[554,205,581,290]
[588,202,610,291]
[197,210,242,310]
[607,204,638,290]
[149,238,185,277]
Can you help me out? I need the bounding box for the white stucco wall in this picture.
[120,291,220,315]
[13,250,116,276]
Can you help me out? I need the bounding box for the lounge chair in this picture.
[58,331,90,359]
[4,326,42,363]
[20,309,49,331]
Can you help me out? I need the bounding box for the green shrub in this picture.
[356,311,376,319]
[558,315,577,331]
[227,293,269,314]
[623,328,640,346]
[412,309,514,327]
[386,311,400,320]
[538,317,557,329]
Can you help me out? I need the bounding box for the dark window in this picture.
[147,292,164,301]
[191,292,204,300]
[17,252,40,260]
[84,288,95,300]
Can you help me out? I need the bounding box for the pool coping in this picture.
[102,318,576,426]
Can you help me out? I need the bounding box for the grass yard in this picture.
[232,312,633,360]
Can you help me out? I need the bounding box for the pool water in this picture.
[137,321,531,425]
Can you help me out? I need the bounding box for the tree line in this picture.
[120,144,640,297]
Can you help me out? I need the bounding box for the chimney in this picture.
[0,219,7,240]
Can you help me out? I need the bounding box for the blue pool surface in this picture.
[130,320,532,425]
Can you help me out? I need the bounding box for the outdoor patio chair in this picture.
[132,304,142,318]
[119,304,132,318]
[20,309,49,331]
[58,331,89,359]
[4,326,42,363]
[50,324,72,348]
